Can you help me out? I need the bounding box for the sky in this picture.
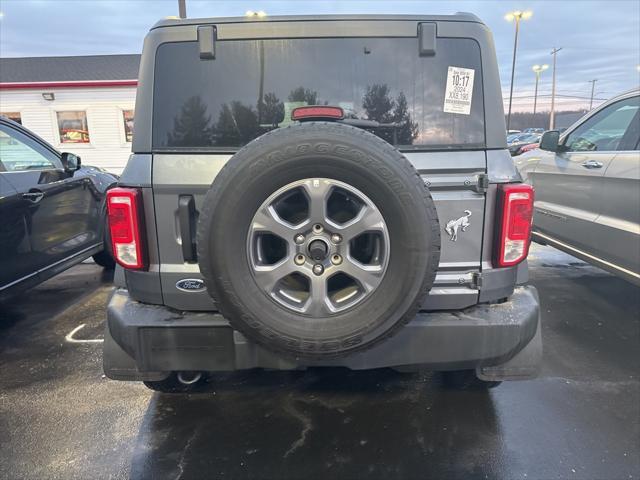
[0,0,639,112]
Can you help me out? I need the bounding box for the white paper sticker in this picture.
[443,66,475,115]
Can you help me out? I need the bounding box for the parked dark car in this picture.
[519,142,540,154]
[0,117,118,301]
[508,133,541,156]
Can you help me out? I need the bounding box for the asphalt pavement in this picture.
[0,245,638,480]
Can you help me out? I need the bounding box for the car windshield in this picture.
[152,37,485,150]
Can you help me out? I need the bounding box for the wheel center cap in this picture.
[308,239,329,261]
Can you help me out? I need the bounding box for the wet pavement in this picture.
[0,245,638,480]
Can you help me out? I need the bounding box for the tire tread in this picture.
[197,122,441,359]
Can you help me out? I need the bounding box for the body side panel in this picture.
[595,150,640,275]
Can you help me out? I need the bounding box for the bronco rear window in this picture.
[153,37,485,150]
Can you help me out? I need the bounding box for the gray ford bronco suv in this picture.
[104,13,541,392]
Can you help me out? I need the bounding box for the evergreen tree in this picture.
[215,101,260,147]
[392,92,419,145]
[167,96,212,146]
[259,92,285,126]
[362,84,395,123]
[288,87,318,105]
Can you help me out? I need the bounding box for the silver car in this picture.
[516,89,640,285]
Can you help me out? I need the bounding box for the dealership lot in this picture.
[0,244,638,480]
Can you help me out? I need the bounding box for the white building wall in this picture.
[0,86,136,174]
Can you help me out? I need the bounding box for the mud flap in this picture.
[103,322,168,382]
[476,315,542,381]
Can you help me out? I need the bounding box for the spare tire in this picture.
[197,122,440,359]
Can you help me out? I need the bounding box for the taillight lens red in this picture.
[107,187,147,270]
[493,184,534,267]
[291,105,344,121]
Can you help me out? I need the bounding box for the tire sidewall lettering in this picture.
[199,124,440,359]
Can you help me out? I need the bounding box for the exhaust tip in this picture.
[177,371,203,385]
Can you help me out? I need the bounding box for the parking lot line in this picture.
[65,323,104,344]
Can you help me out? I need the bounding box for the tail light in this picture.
[493,184,534,267]
[291,105,344,121]
[106,187,147,270]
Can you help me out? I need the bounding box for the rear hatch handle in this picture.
[178,195,197,262]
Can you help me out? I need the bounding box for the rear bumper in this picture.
[104,286,541,381]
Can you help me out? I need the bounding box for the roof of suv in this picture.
[152,13,483,30]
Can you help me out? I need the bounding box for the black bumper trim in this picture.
[105,286,540,376]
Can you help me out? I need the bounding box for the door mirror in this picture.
[61,152,81,172]
[539,130,561,152]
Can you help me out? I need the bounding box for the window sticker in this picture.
[443,66,475,115]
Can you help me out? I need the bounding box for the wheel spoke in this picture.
[253,257,298,293]
[340,257,385,292]
[335,205,385,242]
[302,275,332,316]
[251,205,298,241]
[300,179,333,224]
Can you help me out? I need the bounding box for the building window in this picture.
[123,110,134,142]
[1,112,22,124]
[56,111,90,144]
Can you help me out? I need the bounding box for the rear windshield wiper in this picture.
[338,118,405,145]
[339,118,403,129]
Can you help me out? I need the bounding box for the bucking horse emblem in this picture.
[445,210,472,241]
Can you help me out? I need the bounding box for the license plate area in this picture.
[138,327,235,371]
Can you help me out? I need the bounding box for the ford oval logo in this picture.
[176,278,206,292]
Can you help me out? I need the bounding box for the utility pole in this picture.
[549,47,562,130]
[588,79,598,110]
[178,0,186,19]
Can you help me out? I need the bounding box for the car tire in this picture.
[92,250,115,269]
[93,215,115,269]
[197,122,440,360]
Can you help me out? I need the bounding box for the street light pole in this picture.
[532,64,548,115]
[178,0,186,19]
[505,10,532,131]
[506,17,520,131]
[549,47,562,130]
[588,79,598,110]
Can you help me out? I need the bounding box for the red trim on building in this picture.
[0,80,138,90]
